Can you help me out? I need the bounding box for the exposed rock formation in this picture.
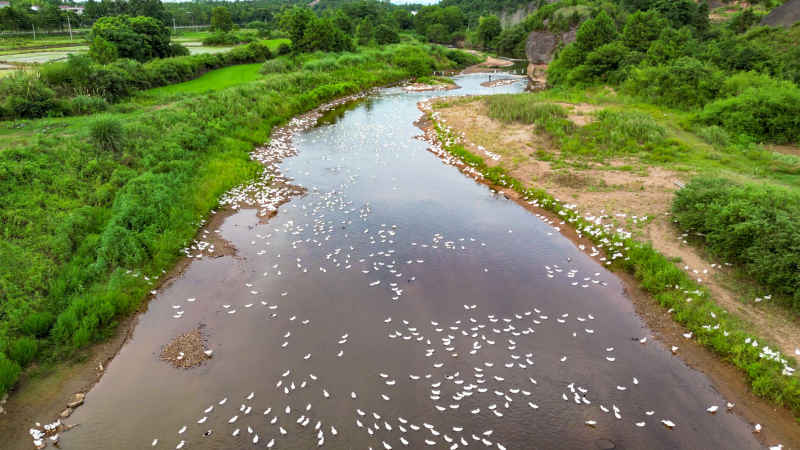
[761,0,800,27]
[525,27,577,65]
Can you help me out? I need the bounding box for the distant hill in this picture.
[761,0,800,27]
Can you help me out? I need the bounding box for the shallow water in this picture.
[59,74,762,450]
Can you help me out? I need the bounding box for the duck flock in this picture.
[45,78,785,450]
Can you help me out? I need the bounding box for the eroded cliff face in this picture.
[525,27,576,85]
[761,0,800,28]
[525,27,576,64]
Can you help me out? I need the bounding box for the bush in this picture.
[90,116,125,153]
[66,95,109,116]
[0,353,21,395]
[303,56,340,72]
[277,43,291,55]
[21,312,56,338]
[9,337,37,367]
[0,72,57,119]
[594,110,666,144]
[260,57,294,74]
[673,178,800,309]
[698,82,800,144]
[696,125,731,148]
[624,56,724,109]
[170,43,190,57]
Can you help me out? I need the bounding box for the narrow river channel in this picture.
[58,74,762,449]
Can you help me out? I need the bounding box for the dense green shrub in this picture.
[624,57,724,109]
[21,312,56,338]
[9,337,37,367]
[260,57,294,74]
[698,82,800,144]
[575,10,617,53]
[303,56,340,72]
[169,43,190,57]
[67,95,110,116]
[0,72,57,119]
[0,354,20,394]
[90,116,126,153]
[673,178,800,309]
[277,43,292,55]
[90,15,171,63]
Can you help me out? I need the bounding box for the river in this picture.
[56,73,762,449]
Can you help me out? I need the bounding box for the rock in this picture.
[761,0,800,28]
[67,398,83,409]
[525,31,559,65]
[60,408,73,419]
[525,27,578,65]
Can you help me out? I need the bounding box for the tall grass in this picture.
[487,94,568,124]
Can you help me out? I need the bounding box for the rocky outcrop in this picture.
[525,27,577,65]
[525,27,577,85]
[761,0,800,27]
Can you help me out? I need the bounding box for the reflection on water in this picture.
[58,74,761,450]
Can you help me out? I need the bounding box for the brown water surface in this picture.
[59,75,762,450]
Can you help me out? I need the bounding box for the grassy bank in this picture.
[144,62,264,95]
[425,103,800,417]
[0,43,481,395]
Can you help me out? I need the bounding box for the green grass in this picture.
[145,63,264,96]
[415,75,455,85]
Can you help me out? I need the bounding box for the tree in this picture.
[622,10,666,53]
[279,6,315,46]
[575,10,618,53]
[299,17,354,53]
[654,0,698,29]
[88,36,118,64]
[210,6,233,32]
[477,15,501,49]
[426,23,450,43]
[440,6,466,33]
[90,15,171,62]
[375,24,400,45]
[356,18,375,46]
[694,0,710,36]
[393,9,413,30]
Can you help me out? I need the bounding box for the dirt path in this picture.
[417,100,800,449]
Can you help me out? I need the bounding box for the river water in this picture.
[59,74,762,450]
